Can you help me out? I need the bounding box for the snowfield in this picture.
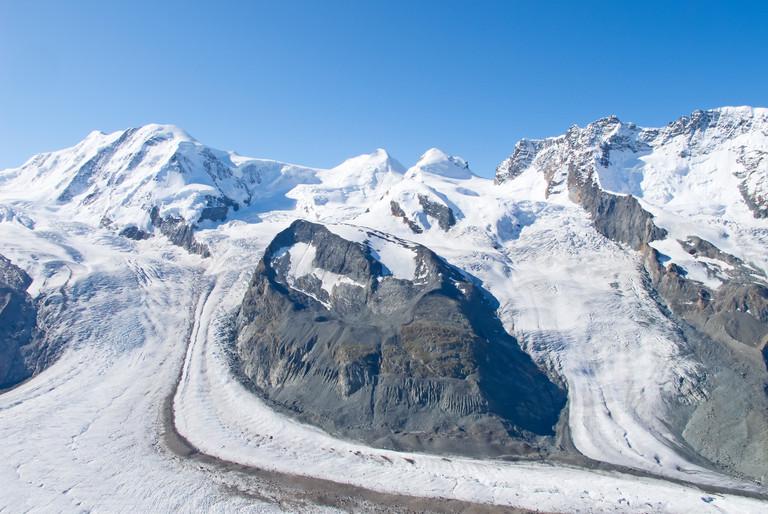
[0,214,293,513]
[2,109,768,512]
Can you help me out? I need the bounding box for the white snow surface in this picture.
[406,147,475,179]
[2,110,768,512]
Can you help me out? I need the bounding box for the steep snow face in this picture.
[287,149,404,221]
[496,107,768,282]
[0,124,321,230]
[406,147,474,180]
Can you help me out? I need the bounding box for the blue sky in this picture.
[1,1,766,176]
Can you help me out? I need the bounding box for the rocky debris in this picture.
[149,207,211,257]
[678,236,746,268]
[0,255,37,388]
[235,220,566,457]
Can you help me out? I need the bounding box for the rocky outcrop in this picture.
[643,244,768,351]
[0,255,65,390]
[198,194,239,224]
[567,167,667,250]
[389,201,423,234]
[417,194,456,231]
[149,207,211,257]
[119,225,151,240]
[0,255,37,388]
[235,220,566,457]
[388,196,457,234]
[642,243,768,479]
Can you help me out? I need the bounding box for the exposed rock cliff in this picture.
[0,255,37,388]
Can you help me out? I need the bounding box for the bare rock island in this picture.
[234,220,567,457]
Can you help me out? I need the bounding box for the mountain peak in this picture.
[407,147,473,179]
[329,148,405,177]
[125,123,196,145]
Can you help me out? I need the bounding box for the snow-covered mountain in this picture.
[0,124,319,232]
[496,106,768,352]
[1,107,768,513]
[496,106,768,262]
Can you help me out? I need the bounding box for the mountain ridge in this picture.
[2,105,768,488]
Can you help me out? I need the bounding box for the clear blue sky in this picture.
[1,1,767,176]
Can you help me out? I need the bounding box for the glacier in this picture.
[1,107,767,513]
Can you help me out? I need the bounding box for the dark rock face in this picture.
[417,194,456,231]
[235,220,566,457]
[643,244,768,351]
[0,255,37,388]
[149,207,211,257]
[389,201,423,234]
[567,168,667,250]
[119,225,151,240]
[198,194,239,224]
[496,116,667,251]
[389,197,457,234]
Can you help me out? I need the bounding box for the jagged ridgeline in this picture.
[235,220,567,457]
